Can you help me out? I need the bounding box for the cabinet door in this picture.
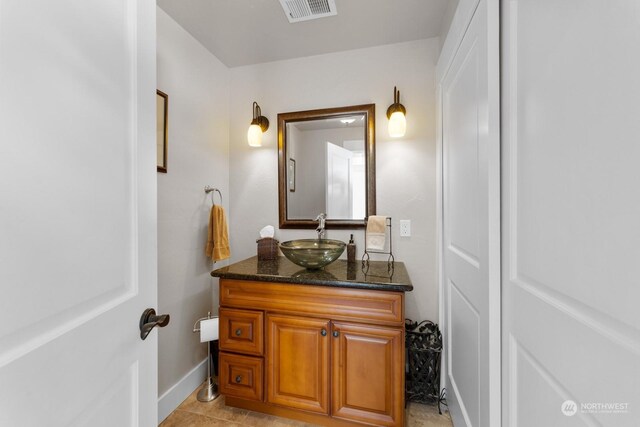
[331,322,404,427]
[266,314,330,414]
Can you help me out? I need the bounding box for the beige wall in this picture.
[156,8,230,398]
[228,39,440,322]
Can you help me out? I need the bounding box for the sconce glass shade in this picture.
[247,123,263,147]
[386,86,406,138]
[248,101,269,147]
[388,111,406,138]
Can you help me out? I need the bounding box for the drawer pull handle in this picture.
[333,330,339,338]
[235,328,242,336]
[235,375,242,383]
[321,329,327,336]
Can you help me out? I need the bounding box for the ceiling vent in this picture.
[279,0,337,23]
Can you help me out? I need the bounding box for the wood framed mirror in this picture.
[278,104,376,229]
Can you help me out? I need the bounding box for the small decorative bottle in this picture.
[347,234,356,263]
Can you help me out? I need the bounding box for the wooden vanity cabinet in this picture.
[218,278,406,427]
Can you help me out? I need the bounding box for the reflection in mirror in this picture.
[156,90,168,173]
[278,104,375,229]
[287,115,365,219]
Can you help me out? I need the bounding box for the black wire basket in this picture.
[405,319,445,412]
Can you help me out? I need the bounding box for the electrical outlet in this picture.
[400,220,411,237]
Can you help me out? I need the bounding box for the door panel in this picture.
[326,142,353,219]
[449,280,480,424]
[0,0,157,425]
[331,322,404,427]
[502,1,640,426]
[266,314,330,414]
[441,0,500,426]
[69,363,138,427]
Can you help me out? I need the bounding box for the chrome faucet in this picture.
[315,213,327,239]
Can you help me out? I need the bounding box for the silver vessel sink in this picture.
[279,239,346,269]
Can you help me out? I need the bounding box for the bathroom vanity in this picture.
[211,256,413,427]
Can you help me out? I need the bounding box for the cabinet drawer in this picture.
[219,352,263,402]
[219,307,264,356]
[221,279,404,326]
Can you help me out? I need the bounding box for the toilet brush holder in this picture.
[193,313,220,402]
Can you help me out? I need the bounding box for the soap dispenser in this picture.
[347,234,356,263]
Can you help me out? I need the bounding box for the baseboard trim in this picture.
[158,358,208,422]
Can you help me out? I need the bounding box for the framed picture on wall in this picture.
[288,158,296,192]
[157,90,168,173]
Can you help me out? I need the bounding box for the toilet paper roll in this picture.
[200,317,219,343]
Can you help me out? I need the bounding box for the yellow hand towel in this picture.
[366,216,387,251]
[206,205,230,261]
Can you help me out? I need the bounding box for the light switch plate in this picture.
[400,220,411,237]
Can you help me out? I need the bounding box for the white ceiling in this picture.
[157,0,453,67]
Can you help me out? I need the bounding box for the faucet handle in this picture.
[315,213,326,221]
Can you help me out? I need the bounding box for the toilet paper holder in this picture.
[192,312,220,403]
[193,312,213,333]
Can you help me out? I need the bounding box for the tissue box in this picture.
[257,237,279,261]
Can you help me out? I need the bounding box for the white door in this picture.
[343,140,365,219]
[502,1,640,426]
[0,1,158,426]
[440,0,500,426]
[326,142,353,219]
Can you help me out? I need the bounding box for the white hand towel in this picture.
[366,216,387,251]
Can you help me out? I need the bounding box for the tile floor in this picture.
[160,384,453,427]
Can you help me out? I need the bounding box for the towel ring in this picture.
[204,186,222,205]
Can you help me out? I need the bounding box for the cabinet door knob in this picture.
[333,330,339,338]
[321,329,327,336]
[235,375,242,383]
[235,328,242,336]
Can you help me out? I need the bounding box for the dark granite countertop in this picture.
[211,256,413,292]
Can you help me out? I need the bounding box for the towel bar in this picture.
[362,216,394,270]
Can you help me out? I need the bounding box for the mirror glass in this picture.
[156,90,168,173]
[278,104,376,229]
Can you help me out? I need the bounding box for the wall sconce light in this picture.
[386,86,406,138]
[247,101,269,147]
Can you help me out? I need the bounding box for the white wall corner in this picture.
[436,0,481,81]
[158,358,208,422]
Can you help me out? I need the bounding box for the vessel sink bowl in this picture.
[279,239,346,269]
